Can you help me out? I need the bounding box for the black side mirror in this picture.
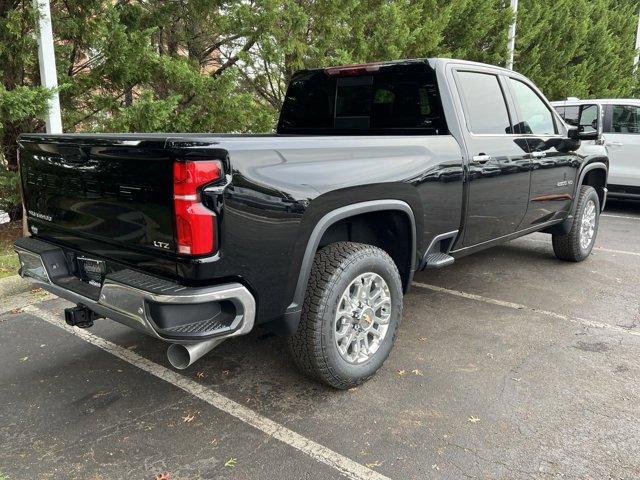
[578,130,599,140]
[567,126,580,140]
[567,125,599,141]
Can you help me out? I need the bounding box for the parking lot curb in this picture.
[0,275,31,297]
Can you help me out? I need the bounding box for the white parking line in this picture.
[24,304,392,480]
[602,214,640,221]
[519,237,640,257]
[412,282,640,338]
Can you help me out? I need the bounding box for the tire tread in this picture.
[288,242,401,389]
[552,185,599,262]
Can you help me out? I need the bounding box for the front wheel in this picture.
[552,185,600,262]
[288,242,403,389]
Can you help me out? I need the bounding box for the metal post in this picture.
[507,0,519,70]
[33,0,62,133]
[634,8,640,72]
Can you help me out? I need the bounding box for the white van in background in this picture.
[552,99,640,200]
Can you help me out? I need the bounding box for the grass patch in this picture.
[0,221,22,279]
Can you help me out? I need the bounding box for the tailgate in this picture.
[18,135,176,257]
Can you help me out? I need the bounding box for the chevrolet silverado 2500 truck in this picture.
[15,58,608,389]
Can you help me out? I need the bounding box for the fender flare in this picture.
[546,160,608,236]
[572,161,608,216]
[280,200,417,334]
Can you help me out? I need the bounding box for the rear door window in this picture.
[608,105,640,133]
[455,71,512,135]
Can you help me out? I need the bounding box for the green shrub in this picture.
[0,168,21,221]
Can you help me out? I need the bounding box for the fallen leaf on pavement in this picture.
[225,458,237,468]
[196,371,205,379]
[20,356,28,362]
[468,416,480,423]
[366,461,383,468]
[397,369,406,376]
[412,369,424,376]
[154,473,171,480]
[182,413,195,423]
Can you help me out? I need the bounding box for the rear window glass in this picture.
[277,64,447,135]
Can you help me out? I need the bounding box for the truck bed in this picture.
[18,132,463,323]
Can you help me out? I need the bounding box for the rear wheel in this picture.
[288,242,403,389]
[552,185,600,262]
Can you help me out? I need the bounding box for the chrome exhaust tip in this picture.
[167,338,225,370]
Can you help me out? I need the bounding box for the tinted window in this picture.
[278,65,447,135]
[609,105,640,133]
[558,104,598,134]
[509,79,556,135]
[456,71,511,135]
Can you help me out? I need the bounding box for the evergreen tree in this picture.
[0,1,51,169]
[515,0,639,100]
[2,0,640,174]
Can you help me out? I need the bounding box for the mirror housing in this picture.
[567,126,580,140]
[578,130,599,141]
[567,125,599,141]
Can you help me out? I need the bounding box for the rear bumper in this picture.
[14,237,256,345]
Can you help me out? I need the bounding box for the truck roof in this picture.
[297,58,520,77]
[551,98,640,106]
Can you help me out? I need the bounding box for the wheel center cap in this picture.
[357,307,375,329]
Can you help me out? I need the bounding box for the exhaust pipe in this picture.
[167,338,225,370]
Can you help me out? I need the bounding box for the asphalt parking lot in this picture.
[1,200,639,480]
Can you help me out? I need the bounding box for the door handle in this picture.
[606,142,623,147]
[471,154,492,164]
[531,151,547,158]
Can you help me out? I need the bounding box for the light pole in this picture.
[634,8,640,72]
[33,0,62,133]
[507,0,519,70]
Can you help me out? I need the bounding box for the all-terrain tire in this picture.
[552,185,600,262]
[288,242,403,389]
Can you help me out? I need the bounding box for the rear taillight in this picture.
[173,160,222,255]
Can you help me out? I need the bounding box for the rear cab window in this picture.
[277,62,447,135]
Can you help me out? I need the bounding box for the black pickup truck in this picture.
[15,58,608,389]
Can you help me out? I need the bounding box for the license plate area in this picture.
[76,257,106,287]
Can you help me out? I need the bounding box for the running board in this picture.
[420,230,459,270]
[423,252,455,269]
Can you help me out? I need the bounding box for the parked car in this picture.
[15,59,608,389]
[552,98,639,199]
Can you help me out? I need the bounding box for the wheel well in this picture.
[317,210,413,290]
[582,168,607,208]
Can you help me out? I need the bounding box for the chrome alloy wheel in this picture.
[580,199,597,250]
[334,272,392,364]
